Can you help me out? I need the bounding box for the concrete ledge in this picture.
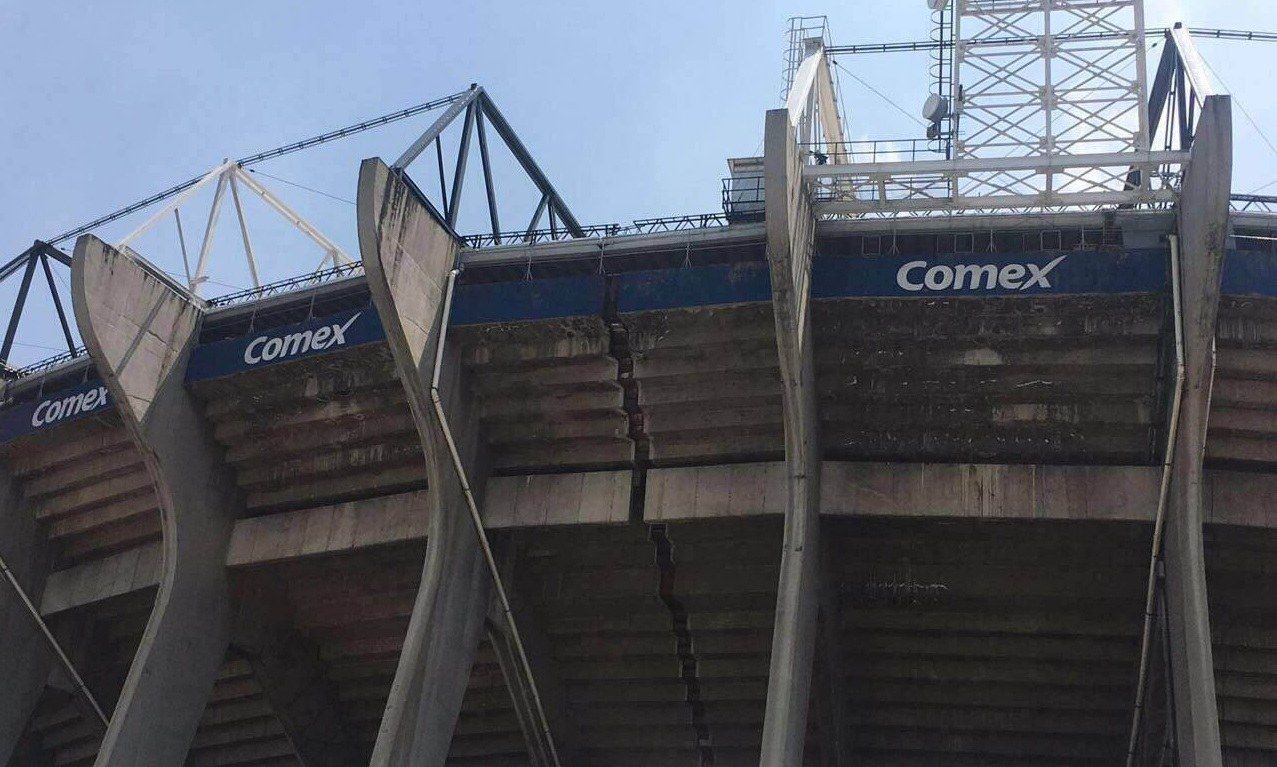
[41,542,162,615]
[644,462,1276,526]
[227,491,429,567]
[33,463,1277,619]
[486,471,631,527]
[822,462,1161,522]
[645,463,787,521]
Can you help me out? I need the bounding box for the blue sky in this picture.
[0,0,1274,365]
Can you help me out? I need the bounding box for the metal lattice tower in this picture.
[955,0,1149,200]
[782,17,833,102]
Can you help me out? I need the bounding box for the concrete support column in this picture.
[0,465,53,764]
[760,108,844,765]
[1163,94,1231,765]
[71,237,238,766]
[231,573,366,766]
[358,158,493,765]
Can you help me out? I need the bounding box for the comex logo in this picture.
[896,255,1068,293]
[31,386,110,428]
[243,312,363,365]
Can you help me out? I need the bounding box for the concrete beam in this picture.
[0,466,53,764]
[71,236,240,766]
[357,157,493,765]
[484,471,630,528]
[760,107,834,765]
[40,543,161,616]
[1163,94,1232,764]
[822,462,1161,522]
[226,491,429,567]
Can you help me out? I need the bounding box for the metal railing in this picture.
[802,139,946,166]
[1231,194,1277,213]
[7,347,88,380]
[722,177,765,222]
[461,212,736,249]
[460,223,624,249]
[206,261,365,308]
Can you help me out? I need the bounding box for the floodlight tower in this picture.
[954,0,1149,202]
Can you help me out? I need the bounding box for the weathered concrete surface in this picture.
[823,462,1162,522]
[357,157,493,765]
[231,573,366,766]
[487,537,582,765]
[39,541,161,615]
[1165,94,1231,765]
[27,462,1276,632]
[760,107,833,765]
[192,346,426,514]
[226,490,430,567]
[71,235,239,766]
[0,464,53,764]
[485,470,631,527]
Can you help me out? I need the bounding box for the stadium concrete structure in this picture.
[1,5,1276,766]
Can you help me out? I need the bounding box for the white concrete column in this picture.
[1163,95,1231,765]
[760,107,835,765]
[71,237,238,766]
[357,158,492,765]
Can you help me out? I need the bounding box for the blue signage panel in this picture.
[617,261,773,313]
[451,275,606,325]
[615,250,1167,313]
[1222,250,1277,297]
[187,305,386,382]
[813,249,1168,299]
[0,380,113,443]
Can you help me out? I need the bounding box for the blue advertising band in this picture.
[0,380,114,443]
[5,247,1273,443]
[187,305,386,382]
[616,249,1171,312]
[1222,250,1277,297]
[812,249,1169,298]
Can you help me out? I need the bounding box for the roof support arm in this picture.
[72,236,241,766]
[759,107,842,765]
[358,157,562,765]
[1158,93,1231,767]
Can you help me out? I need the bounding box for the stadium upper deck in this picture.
[2,6,1276,767]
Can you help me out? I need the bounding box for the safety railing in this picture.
[801,138,944,165]
[7,347,88,381]
[206,260,365,308]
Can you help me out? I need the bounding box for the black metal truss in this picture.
[0,241,77,373]
[44,91,472,249]
[1231,194,1277,212]
[393,85,586,244]
[2,85,587,372]
[1123,26,1214,193]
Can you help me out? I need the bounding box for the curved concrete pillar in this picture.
[0,464,53,764]
[357,158,491,765]
[71,237,238,766]
[760,108,838,765]
[1163,94,1231,765]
